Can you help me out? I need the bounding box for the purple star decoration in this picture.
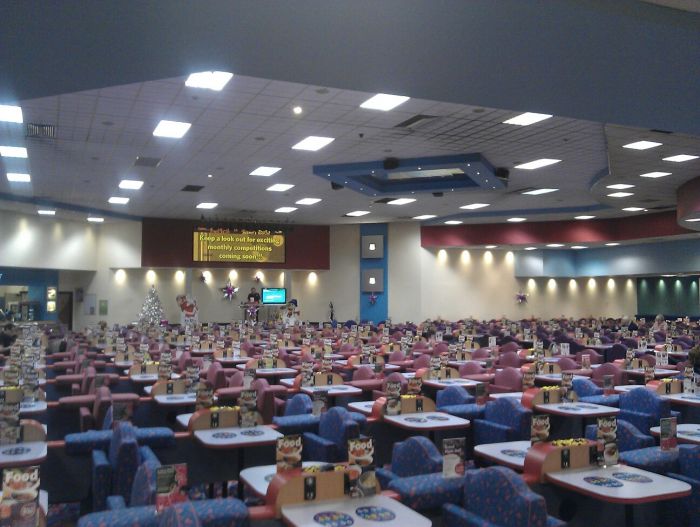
[515,292,528,304]
[221,281,239,302]
[368,293,378,305]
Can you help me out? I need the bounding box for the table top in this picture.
[0,378,46,387]
[347,401,376,415]
[661,392,700,406]
[235,365,298,376]
[545,464,690,504]
[281,494,431,527]
[534,402,620,417]
[0,441,48,468]
[613,385,646,393]
[240,462,325,498]
[300,385,363,397]
[154,393,197,406]
[473,440,530,471]
[650,423,700,444]
[624,368,678,378]
[421,377,481,389]
[489,392,524,400]
[535,374,588,383]
[383,411,470,430]
[400,372,416,379]
[176,413,193,429]
[216,357,250,366]
[19,400,48,415]
[194,425,282,449]
[447,360,487,367]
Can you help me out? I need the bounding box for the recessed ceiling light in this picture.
[196,202,218,209]
[118,179,144,190]
[571,245,588,249]
[575,215,596,220]
[359,93,410,111]
[524,247,537,251]
[250,166,282,177]
[507,217,527,222]
[108,196,129,205]
[663,154,698,163]
[607,192,634,198]
[266,183,295,192]
[296,198,322,205]
[153,120,191,138]
[87,217,104,223]
[292,136,335,151]
[639,171,672,178]
[622,140,662,150]
[606,184,635,190]
[0,146,27,158]
[444,220,463,225]
[460,203,490,210]
[207,174,213,178]
[546,243,564,248]
[605,242,620,246]
[37,210,55,216]
[485,245,498,249]
[522,188,559,195]
[275,207,297,213]
[387,198,416,205]
[0,105,23,123]
[292,106,303,115]
[346,210,370,217]
[622,207,645,212]
[514,159,561,170]
[413,214,436,220]
[685,218,700,222]
[503,112,553,126]
[185,71,233,91]
[6,173,30,182]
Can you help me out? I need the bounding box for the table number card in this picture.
[244,368,255,389]
[531,415,550,445]
[581,354,591,370]
[474,382,487,405]
[385,382,401,416]
[644,365,655,384]
[560,372,574,401]
[488,336,497,348]
[442,437,466,478]
[407,378,422,396]
[435,331,443,342]
[155,464,187,512]
[684,367,695,394]
[660,417,677,451]
[312,391,328,417]
[301,361,314,387]
[560,343,570,356]
[195,383,213,411]
[522,371,536,390]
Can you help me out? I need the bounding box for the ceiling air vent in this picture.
[134,156,162,168]
[181,185,204,192]
[26,123,56,139]
[394,114,437,129]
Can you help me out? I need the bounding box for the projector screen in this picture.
[262,288,287,305]
[193,228,285,263]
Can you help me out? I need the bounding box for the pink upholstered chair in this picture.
[498,351,521,369]
[373,372,407,400]
[459,362,486,376]
[349,366,383,393]
[409,354,431,372]
[591,362,627,387]
[499,341,520,354]
[575,348,603,365]
[490,367,524,394]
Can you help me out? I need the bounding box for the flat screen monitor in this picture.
[262,288,287,305]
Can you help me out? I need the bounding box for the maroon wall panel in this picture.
[141,218,330,270]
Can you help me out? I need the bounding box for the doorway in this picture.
[58,292,73,330]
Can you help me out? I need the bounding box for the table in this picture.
[176,413,193,429]
[421,378,482,389]
[650,423,700,444]
[613,385,646,393]
[474,440,530,471]
[447,360,487,368]
[234,365,297,384]
[130,372,180,384]
[383,412,469,443]
[489,392,523,400]
[534,402,619,418]
[194,425,283,449]
[348,401,376,415]
[154,393,197,407]
[216,357,250,366]
[545,464,690,527]
[624,368,678,379]
[300,385,363,398]
[19,400,48,415]
[240,462,325,498]
[0,441,48,468]
[535,373,588,384]
[281,494,431,527]
[660,392,700,407]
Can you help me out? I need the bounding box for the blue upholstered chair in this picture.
[272,393,320,435]
[302,407,359,462]
[436,386,485,420]
[91,422,161,511]
[158,501,201,527]
[443,466,565,527]
[66,426,175,455]
[377,436,442,486]
[473,398,531,445]
[572,378,619,407]
[666,445,700,527]
[618,388,673,433]
[584,419,654,452]
[106,459,161,509]
[619,446,680,475]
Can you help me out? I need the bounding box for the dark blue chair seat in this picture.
[620,446,679,474]
[388,473,464,511]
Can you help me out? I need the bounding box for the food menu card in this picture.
[276,435,303,472]
[347,438,375,498]
[660,417,677,451]
[0,388,22,445]
[1,465,39,526]
[442,437,465,478]
[384,382,401,416]
[531,415,550,445]
[597,416,618,466]
[155,464,187,513]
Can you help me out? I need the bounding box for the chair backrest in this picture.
[319,407,358,447]
[437,385,473,407]
[353,366,376,381]
[433,342,449,355]
[227,370,244,387]
[388,349,405,362]
[464,466,549,527]
[498,351,520,368]
[158,501,202,527]
[412,354,431,370]
[557,357,578,371]
[80,366,97,395]
[459,362,485,376]
[640,354,656,368]
[472,348,489,359]
[493,367,523,391]
[572,378,602,398]
[679,444,700,481]
[576,349,602,365]
[129,459,161,507]
[92,386,112,429]
[108,422,141,500]
[382,372,407,393]
[284,393,313,416]
[485,398,531,437]
[206,362,226,390]
[499,341,520,354]
[391,436,442,477]
[620,388,669,419]
[609,343,628,361]
[591,362,624,384]
[177,351,192,372]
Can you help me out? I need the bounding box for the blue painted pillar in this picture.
[359,223,388,323]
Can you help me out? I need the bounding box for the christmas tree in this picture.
[139,285,164,327]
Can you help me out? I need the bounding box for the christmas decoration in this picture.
[515,291,529,304]
[368,293,378,305]
[138,286,165,326]
[221,281,239,302]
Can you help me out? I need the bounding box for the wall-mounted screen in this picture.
[193,228,285,263]
[262,288,287,305]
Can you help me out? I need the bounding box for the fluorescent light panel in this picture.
[296,198,322,205]
[622,207,644,212]
[485,245,498,249]
[507,217,527,222]
[514,159,561,170]
[444,220,462,225]
[663,154,698,163]
[522,188,558,195]
[524,247,537,251]
[503,112,553,126]
[346,210,370,217]
[266,183,294,192]
[0,146,27,158]
[387,198,416,205]
[292,136,335,151]
[6,173,30,182]
[87,217,104,223]
[639,171,672,178]
[275,207,297,213]
[413,215,436,220]
[185,71,233,91]
[606,184,635,189]
[685,218,700,223]
[460,203,490,210]
[153,120,191,138]
[359,93,410,111]
[622,140,662,150]
[37,210,55,216]
[607,192,634,198]
[546,243,564,248]
[250,166,281,177]
[575,215,596,220]
[605,242,620,246]
[119,179,144,190]
[108,196,129,204]
[571,246,588,249]
[196,202,218,209]
[0,105,23,123]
